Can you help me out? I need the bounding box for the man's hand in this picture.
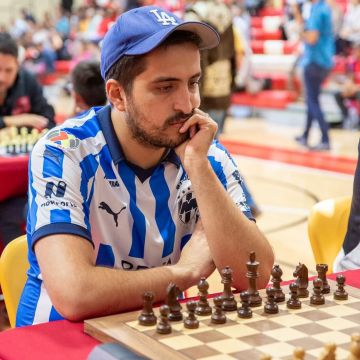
[4,114,49,129]
[172,226,216,289]
[175,109,217,172]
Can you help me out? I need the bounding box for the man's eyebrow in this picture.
[151,72,202,83]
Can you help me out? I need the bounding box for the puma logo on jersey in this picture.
[99,202,126,227]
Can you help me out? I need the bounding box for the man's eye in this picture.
[189,81,200,88]
[159,85,173,93]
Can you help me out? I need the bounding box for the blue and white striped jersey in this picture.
[16,105,252,326]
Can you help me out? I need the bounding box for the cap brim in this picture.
[126,21,220,56]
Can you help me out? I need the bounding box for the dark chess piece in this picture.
[184,300,199,329]
[334,274,348,300]
[316,264,330,294]
[246,251,262,307]
[165,282,183,321]
[211,296,227,324]
[264,287,279,314]
[271,264,285,302]
[195,277,212,316]
[293,263,309,298]
[287,282,301,309]
[237,291,253,319]
[310,278,325,305]
[138,291,157,326]
[221,266,237,311]
[156,305,172,334]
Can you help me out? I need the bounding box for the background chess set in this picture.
[0,126,47,156]
[85,267,360,360]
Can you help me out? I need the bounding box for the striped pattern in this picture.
[16,106,251,326]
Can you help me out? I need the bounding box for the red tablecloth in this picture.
[0,156,29,202]
[0,269,359,360]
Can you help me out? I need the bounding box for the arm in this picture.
[35,225,215,321]
[176,110,274,290]
[302,30,319,45]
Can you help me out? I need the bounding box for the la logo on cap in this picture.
[149,9,178,26]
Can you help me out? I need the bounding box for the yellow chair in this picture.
[0,235,29,327]
[308,196,352,274]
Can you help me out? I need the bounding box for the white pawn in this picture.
[349,333,360,360]
[318,343,336,360]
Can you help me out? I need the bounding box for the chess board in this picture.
[84,279,360,360]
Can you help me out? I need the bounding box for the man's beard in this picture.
[125,97,193,149]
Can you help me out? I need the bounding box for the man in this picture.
[17,6,274,326]
[333,139,360,271]
[333,42,360,128]
[70,60,107,115]
[295,0,334,151]
[0,33,55,246]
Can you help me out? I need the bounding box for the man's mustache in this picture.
[166,110,195,126]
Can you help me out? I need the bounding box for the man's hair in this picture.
[105,30,202,94]
[0,33,18,58]
[71,60,107,107]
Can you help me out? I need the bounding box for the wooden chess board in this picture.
[84,280,360,360]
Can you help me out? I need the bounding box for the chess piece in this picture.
[348,333,360,360]
[310,278,325,305]
[293,347,305,360]
[264,287,279,314]
[195,277,212,315]
[287,282,301,309]
[271,264,285,302]
[237,291,252,319]
[165,283,183,321]
[293,263,309,298]
[246,251,262,307]
[221,266,237,311]
[156,305,172,334]
[334,274,348,300]
[211,296,227,324]
[259,355,272,360]
[349,333,360,360]
[138,291,157,326]
[184,300,199,329]
[316,264,330,294]
[318,343,336,360]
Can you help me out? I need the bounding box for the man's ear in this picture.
[73,92,87,111]
[106,79,127,111]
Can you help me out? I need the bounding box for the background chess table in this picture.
[84,279,360,360]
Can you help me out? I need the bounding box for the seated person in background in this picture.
[0,32,55,247]
[334,42,360,128]
[70,60,107,115]
[333,139,360,271]
[17,6,274,326]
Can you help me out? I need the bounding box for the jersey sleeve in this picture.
[208,142,253,219]
[28,132,93,249]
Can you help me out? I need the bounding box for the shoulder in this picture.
[33,108,104,160]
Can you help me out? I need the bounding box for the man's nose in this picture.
[173,87,199,114]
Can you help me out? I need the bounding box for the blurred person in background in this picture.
[70,60,107,114]
[0,33,55,246]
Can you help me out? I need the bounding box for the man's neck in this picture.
[111,108,167,169]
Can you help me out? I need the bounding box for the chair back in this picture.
[0,235,28,327]
[308,196,352,274]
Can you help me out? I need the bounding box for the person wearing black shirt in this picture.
[0,33,55,246]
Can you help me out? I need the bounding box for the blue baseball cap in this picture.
[100,5,220,79]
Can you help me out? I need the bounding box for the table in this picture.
[0,156,28,202]
[0,269,359,360]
